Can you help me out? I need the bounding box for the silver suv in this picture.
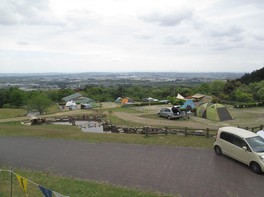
[157,106,183,120]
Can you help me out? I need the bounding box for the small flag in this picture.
[39,185,53,197]
[53,191,70,197]
[15,174,28,194]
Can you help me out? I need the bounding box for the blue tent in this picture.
[181,99,195,110]
[115,97,122,103]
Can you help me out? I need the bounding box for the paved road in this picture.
[0,137,263,197]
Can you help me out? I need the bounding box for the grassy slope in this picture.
[0,123,214,149]
[0,109,27,119]
[0,167,173,197]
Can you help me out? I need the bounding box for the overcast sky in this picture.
[0,0,263,73]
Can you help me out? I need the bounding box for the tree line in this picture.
[0,78,263,114]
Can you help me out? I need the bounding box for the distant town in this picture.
[0,72,244,90]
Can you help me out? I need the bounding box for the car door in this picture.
[219,132,234,157]
[231,135,250,165]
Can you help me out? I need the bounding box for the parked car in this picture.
[214,126,264,174]
[157,106,184,120]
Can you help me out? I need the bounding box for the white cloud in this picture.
[0,0,263,73]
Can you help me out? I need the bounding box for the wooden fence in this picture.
[103,124,264,138]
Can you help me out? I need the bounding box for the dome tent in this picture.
[196,103,234,121]
[196,103,209,118]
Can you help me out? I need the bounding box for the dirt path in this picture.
[113,112,222,130]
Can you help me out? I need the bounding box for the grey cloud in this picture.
[253,34,264,41]
[140,9,193,26]
[219,0,264,8]
[210,25,244,38]
[0,0,61,26]
[164,35,189,45]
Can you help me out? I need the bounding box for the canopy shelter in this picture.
[257,130,264,139]
[176,93,185,100]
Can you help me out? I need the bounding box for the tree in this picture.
[27,93,52,115]
[167,96,184,106]
[257,87,264,101]
[195,83,210,94]
[234,89,254,103]
[9,88,26,108]
[209,80,225,96]
[0,89,9,108]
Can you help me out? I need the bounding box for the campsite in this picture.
[0,101,263,197]
[0,68,263,197]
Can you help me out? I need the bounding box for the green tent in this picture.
[196,103,234,121]
[196,103,209,118]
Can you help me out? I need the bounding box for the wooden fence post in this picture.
[165,126,168,135]
[206,128,209,138]
[145,126,149,137]
[184,127,188,137]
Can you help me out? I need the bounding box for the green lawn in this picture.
[0,108,27,119]
[0,123,214,149]
[0,167,173,197]
[109,115,145,127]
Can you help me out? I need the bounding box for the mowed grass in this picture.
[109,115,145,127]
[0,122,214,149]
[0,167,173,197]
[0,108,27,119]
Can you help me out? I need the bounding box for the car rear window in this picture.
[220,132,233,143]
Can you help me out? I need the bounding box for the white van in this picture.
[214,127,264,174]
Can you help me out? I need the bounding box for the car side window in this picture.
[233,135,245,148]
[220,132,233,143]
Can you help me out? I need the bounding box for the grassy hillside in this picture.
[0,108,27,119]
[0,167,173,197]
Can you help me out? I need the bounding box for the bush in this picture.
[234,102,264,108]
[2,103,16,108]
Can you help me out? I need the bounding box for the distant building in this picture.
[62,93,83,102]
[62,93,95,104]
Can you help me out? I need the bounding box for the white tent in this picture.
[176,93,185,100]
[65,100,77,107]
[257,130,264,139]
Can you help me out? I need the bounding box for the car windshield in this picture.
[245,136,264,153]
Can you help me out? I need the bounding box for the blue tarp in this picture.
[181,99,195,110]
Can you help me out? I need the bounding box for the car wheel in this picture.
[157,113,160,117]
[214,146,222,156]
[250,162,262,174]
[167,116,171,120]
